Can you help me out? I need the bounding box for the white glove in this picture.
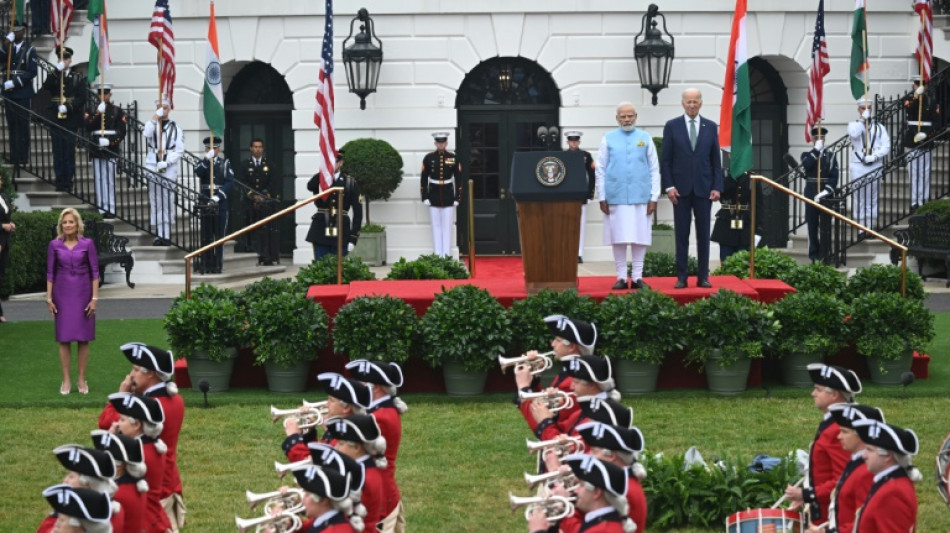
[814,189,831,202]
[210,195,219,204]
[97,102,106,113]
[58,105,67,114]
[814,139,823,151]
[915,85,925,96]
[347,243,355,252]
[847,121,862,138]
[155,107,165,118]
[3,80,13,90]
[863,154,877,164]
[453,201,459,207]
[98,137,109,147]
[206,150,215,160]
[5,33,13,43]
[423,199,431,206]
[156,161,168,171]
[914,131,928,143]
[861,109,871,119]
[56,61,65,71]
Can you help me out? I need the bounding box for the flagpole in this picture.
[99,17,105,136]
[157,31,165,162]
[816,118,822,191]
[5,3,14,82]
[918,8,926,135]
[862,27,870,156]
[58,1,65,112]
[209,1,215,200]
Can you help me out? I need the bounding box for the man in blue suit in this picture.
[660,88,723,289]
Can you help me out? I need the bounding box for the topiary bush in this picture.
[848,292,934,366]
[246,291,329,368]
[333,295,418,364]
[239,277,304,312]
[385,254,469,280]
[164,284,245,361]
[507,289,598,355]
[296,255,376,286]
[845,264,925,303]
[914,198,950,217]
[420,285,511,372]
[597,288,683,364]
[340,138,404,224]
[683,289,780,368]
[714,248,799,280]
[640,251,698,278]
[782,263,847,299]
[770,291,848,359]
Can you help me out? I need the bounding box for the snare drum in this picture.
[938,433,950,508]
[726,508,802,533]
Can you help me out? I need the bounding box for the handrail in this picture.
[466,178,475,277]
[748,174,908,297]
[184,186,344,298]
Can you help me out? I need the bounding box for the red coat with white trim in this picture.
[853,472,917,533]
[518,372,576,433]
[142,438,171,533]
[829,456,873,533]
[114,475,146,533]
[369,401,402,515]
[360,459,385,529]
[626,474,648,533]
[557,509,626,533]
[803,418,850,522]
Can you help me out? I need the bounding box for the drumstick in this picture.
[811,521,828,530]
[771,477,804,509]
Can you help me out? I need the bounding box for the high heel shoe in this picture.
[78,381,89,395]
[60,382,71,395]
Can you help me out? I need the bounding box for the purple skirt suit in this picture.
[47,237,99,342]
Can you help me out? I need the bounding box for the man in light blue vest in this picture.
[595,101,661,290]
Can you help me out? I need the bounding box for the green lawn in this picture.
[0,317,948,532]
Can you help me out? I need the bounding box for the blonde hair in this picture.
[56,208,85,239]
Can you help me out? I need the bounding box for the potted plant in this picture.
[597,288,683,394]
[651,222,676,256]
[507,289,598,355]
[340,138,404,266]
[844,264,926,303]
[714,248,799,280]
[847,292,934,384]
[244,279,329,393]
[333,295,418,363]
[419,285,511,396]
[385,254,470,280]
[295,255,377,286]
[163,284,244,392]
[641,251,698,278]
[683,289,779,395]
[782,263,848,299]
[770,291,848,386]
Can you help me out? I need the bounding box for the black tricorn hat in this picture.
[323,414,383,444]
[292,465,352,501]
[120,342,174,380]
[345,359,404,388]
[828,403,885,430]
[307,442,365,492]
[576,421,644,454]
[90,429,145,466]
[108,392,165,425]
[544,314,597,351]
[807,363,862,396]
[42,484,113,523]
[317,372,372,409]
[580,397,633,428]
[563,453,628,497]
[853,419,919,455]
[564,355,612,384]
[53,444,116,479]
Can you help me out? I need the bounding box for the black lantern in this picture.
[498,64,513,92]
[634,4,675,106]
[342,8,383,110]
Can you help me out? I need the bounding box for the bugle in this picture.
[509,492,576,522]
[235,511,303,533]
[499,351,555,375]
[518,390,575,412]
[269,405,323,430]
[246,488,305,515]
[526,436,585,458]
[274,458,313,479]
[524,470,579,491]
[301,399,329,413]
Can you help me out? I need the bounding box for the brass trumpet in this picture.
[269,405,324,430]
[499,351,555,375]
[274,458,313,479]
[246,488,305,515]
[518,390,575,412]
[508,492,576,522]
[235,511,303,533]
[301,399,329,414]
[526,436,585,458]
[524,470,579,491]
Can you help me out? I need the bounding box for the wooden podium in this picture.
[510,151,589,293]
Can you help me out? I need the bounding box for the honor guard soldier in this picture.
[41,46,87,192]
[143,97,185,246]
[195,136,234,274]
[283,372,371,463]
[319,416,389,529]
[800,127,839,263]
[420,132,463,257]
[244,138,280,265]
[785,363,861,527]
[91,429,149,533]
[711,167,755,261]
[577,422,648,533]
[85,84,126,218]
[306,149,362,261]
[40,484,115,533]
[847,98,890,235]
[902,75,939,211]
[291,465,359,533]
[0,22,37,167]
[565,131,596,262]
[852,419,921,533]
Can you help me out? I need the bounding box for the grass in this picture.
[0,317,948,532]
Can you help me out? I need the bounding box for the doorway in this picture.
[748,57,790,248]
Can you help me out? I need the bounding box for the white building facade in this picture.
[64,0,940,264]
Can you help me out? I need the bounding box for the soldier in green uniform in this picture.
[420,132,463,257]
[243,138,279,265]
[306,149,362,261]
[41,46,87,192]
[565,130,596,263]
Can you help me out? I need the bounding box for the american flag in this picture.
[50,0,74,49]
[805,0,830,143]
[915,0,933,82]
[314,0,337,191]
[148,0,176,108]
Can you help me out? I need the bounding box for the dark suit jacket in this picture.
[660,115,724,197]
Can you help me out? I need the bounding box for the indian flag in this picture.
[719,0,752,177]
[203,1,225,138]
[850,0,869,99]
[86,0,110,83]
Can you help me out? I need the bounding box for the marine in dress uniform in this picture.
[41,47,87,192]
[847,98,891,234]
[800,127,839,263]
[530,454,633,533]
[319,416,388,529]
[420,132,463,257]
[195,136,234,274]
[785,364,861,526]
[91,430,149,533]
[85,84,127,218]
[40,484,115,533]
[565,131,597,263]
[143,98,185,246]
[597,102,661,290]
[902,76,940,211]
[577,422,649,533]
[98,343,185,532]
[852,419,921,533]
[306,149,362,261]
[710,170,755,261]
[244,138,280,265]
[0,24,37,166]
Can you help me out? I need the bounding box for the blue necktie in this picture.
[689,119,697,150]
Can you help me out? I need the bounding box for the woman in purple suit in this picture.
[46,208,99,395]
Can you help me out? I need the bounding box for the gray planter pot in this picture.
[651,228,675,256]
[264,359,312,393]
[704,349,751,395]
[441,360,487,397]
[779,352,821,387]
[352,231,387,266]
[187,347,238,393]
[867,350,913,385]
[615,359,661,395]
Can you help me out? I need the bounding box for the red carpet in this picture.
[467,256,525,279]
